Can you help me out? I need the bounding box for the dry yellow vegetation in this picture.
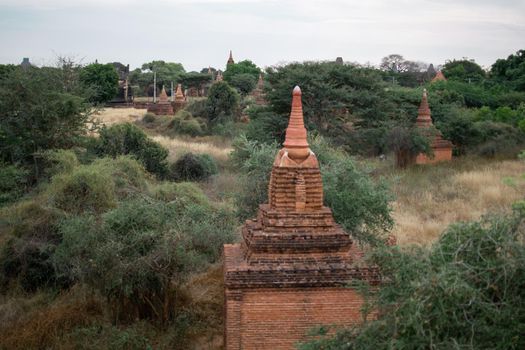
[389,158,525,246]
[92,107,146,126]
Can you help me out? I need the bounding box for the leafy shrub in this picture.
[49,164,117,214]
[231,135,277,219]
[300,212,525,350]
[169,110,205,136]
[53,187,236,322]
[184,99,208,119]
[245,107,288,144]
[96,123,169,178]
[0,163,29,205]
[41,149,80,176]
[0,201,64,291]
[206,81,239,122]
[0,62,91,165]
[142,112,156,123]
[170,153,218,182]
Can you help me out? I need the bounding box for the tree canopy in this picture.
[79,63,119,103]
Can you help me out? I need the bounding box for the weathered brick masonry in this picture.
[224,86,379,350]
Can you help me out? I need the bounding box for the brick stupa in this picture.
[431,71,447,83]
[227,50,235,65]
[251,72,267,105]
[223,86,379,350]
[147,86,174,115]
[172,83,186,112]
[415,89,453,164]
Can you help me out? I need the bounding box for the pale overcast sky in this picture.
[0,0,524,71]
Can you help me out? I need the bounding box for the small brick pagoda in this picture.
[172,83,186,112]
[223,86,379,350]
[251,72,267,105]
[431,71,447,83]
[147,86,174,115]
[415,89,453,164]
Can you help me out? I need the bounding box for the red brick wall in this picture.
[225,287,368,350]
[416,147,452,164]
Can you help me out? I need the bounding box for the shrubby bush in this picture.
[169,110,205,136]
[0,163,29,205]
[300,211,525,350]
[0,200,64,291]
[170,153,218,182]
[0,155,150,292]
[52,182,236,322]
[96,123,169,178]
[142,112,156,124]
[206,81,239,123]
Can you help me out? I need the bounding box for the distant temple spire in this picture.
[20,57,31,69]
[227,50,234,65]
[416,89,433,128]
[251,72,267,105]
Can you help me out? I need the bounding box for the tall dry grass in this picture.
[388,158,525,246]
[92,108,147,127]
[151,135,232,164]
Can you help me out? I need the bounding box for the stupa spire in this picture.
[227,50,234,65]
[416,89,433,127]
[159,85,169,103]
[175,83,185,102]
[283,86,309,160]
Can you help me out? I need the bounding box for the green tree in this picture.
[223,60,260,83]
[0,64,91,168]
[129,61,185,96]
[265,62,389,146]
[230,73,256,95]
[442,59,486,83]
[491,49,525,91]
[206,81,239,122]
[79,63,119,103]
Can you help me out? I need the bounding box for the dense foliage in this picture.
[79,63,119,103]
[0,153,236,323]
[95,123,169,178]
[0,64,91,168]
[206,81,240,123]
[300,211,525,349]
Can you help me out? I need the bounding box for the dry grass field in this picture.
[91,107,146,126]
[95,107,525,246]
[387,158,525,245]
